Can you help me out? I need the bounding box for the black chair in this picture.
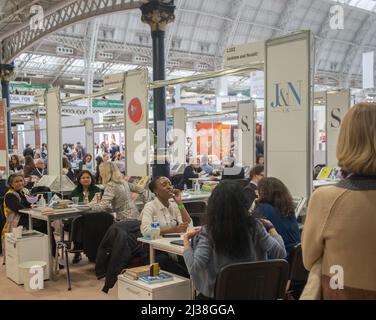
[286,243,309,299]
[214,260,289,300]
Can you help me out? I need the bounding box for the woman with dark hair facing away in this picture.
[95,155,103,184]
[303,103,376,299]
[23,155,35,178]
[69,170,102,263]
[9,155,23,173]
[183,180,286,299]
[62,157,76,182]
[254,177,300,258]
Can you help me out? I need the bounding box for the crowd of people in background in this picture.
[3,103,375,300]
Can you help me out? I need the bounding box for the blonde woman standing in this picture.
[302,103,376,299]
[89,161,147,220]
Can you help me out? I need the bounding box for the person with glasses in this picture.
[243,165,264,209]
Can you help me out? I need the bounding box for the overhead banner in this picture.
[45,89,62,177]
[238,100,255,167]
[124,69,149,177]
[224,41,265,68]
[172,108,186,165]
[265,31,313,199]
[326,90,351,167]
[0,100,9,178]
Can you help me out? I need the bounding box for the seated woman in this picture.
[9,155,23,174]
[82,153,93,171]
[88,161,147,220]
[2,174,57,260]
[254,177,300,258]
[139,176,192,277]
[183,180,286,299]
[139,176,192,237]
[62,157,76,183]
[69,170,103,263]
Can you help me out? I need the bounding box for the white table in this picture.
[137,235,195,299]
[182,191,211,204]
[19,207,87,280]
[137,235,184,264]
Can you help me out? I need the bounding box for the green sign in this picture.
[92,99,123,109]
[10,83,49,89]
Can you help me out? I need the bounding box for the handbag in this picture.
[300,258,322,300]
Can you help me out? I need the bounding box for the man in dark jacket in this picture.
[243,165,264,209]
[23,144,34,157]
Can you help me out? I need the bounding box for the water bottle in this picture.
[47,192,52,205]
[150,215,160,240]
[38,196,46,208]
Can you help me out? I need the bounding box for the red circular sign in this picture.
[128,98,143,124]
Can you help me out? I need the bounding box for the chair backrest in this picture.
[288,243,308,282]
[171,174,184,188]
[215,260,289,300]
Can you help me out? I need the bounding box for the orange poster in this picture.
[196,123,232,162]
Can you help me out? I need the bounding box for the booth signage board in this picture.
[326,90,351,167]
[33,109,41,150]
[238,101,255,167]
[45,89,62,178]
[224,41,265,68]
[84,118,95,169]
[265,31,313,199]
[172,108,186,165]
[92,99,123,109]
[104,73,125,90]
[124,69,149,177]
[0,100,9,178]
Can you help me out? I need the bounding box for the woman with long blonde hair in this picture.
[89,161,147,220]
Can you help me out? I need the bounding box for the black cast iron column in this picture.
[141,0,175,179]
[0,63,15,152]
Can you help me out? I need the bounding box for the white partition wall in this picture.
[0,100,9,178]
[45,88,62,177]
[84,117,95,168]
[238,100,255,167]
[172,108,186,165]
[326,90,351,167]
[265,31,313,199]
[123,69,149,177]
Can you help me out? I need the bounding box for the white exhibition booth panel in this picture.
[266,31,313,199]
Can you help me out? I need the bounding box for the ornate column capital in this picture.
[0,64,16,82]
[140,0,175,32]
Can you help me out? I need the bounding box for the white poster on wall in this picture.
[45,88,62,177]
[84,117,95,169]
[326,90,351,168]
[124,69,149,177]
[238,100,255,167]
[172,108,186,166]
[266,31,313,199]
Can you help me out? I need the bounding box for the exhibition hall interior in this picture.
[0,0,375,301]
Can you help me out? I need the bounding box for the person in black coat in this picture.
[178,160,204,190]
[243,165,264,209]
[23,144,34,158]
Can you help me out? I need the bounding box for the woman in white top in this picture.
[139,176,192,237]
[89,161,147,220]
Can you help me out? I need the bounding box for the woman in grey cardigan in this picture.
[89,161,147,220]
[183,180,286,299]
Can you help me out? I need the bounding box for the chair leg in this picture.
[54,243,60,278]
[64,246,71,291]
